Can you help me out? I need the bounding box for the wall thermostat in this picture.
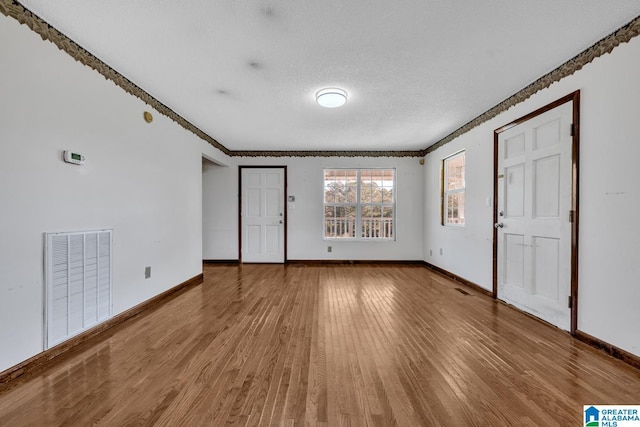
[63,150,86,165]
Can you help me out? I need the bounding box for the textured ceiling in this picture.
[17,1,640,153]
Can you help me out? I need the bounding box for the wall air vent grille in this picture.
[44,230,112,349]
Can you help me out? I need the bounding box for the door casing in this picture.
[238,166,288,263]
[493,90,580,333]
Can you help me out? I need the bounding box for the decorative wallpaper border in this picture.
[231,150,419,158]
[1,0,639,158]
[0,0,231,156]
[420,14,640,157]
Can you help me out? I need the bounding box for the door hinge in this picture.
[570,123,576,136]
[568,295,573,309]
[569,210,575,223]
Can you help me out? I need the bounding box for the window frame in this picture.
[323,168,396,241]
[442,150,465,227]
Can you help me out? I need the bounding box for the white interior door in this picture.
[496,101,573,330]
[241,168,285,263]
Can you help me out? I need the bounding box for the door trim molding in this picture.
[238,166,288,263]
[492,90,580,334]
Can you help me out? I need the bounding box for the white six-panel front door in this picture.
[496,102,573,331]
[241,168,285,263]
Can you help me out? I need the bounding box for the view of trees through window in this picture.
[324,169,395,239]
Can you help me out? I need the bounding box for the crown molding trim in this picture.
[420,14,640,157]
[231,150,419,158]
[2,1,639,159]
[0,0,231,156]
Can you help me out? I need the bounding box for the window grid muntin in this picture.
[443,151,465,226]
[324,168,395,240]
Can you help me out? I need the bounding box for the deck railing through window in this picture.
[325,217,393,239]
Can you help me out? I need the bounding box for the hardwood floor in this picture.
[1,264,639,426]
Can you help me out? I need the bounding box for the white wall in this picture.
[423,36,640,356]
[203,156,424,261]
[202,158,237,260]
[0,16,227,372]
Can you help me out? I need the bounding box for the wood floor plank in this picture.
[1,263,640,426]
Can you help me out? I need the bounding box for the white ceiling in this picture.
[18,1,640,153]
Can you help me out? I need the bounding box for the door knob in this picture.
[494,222,504,228]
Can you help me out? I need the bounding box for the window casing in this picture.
[442,151,465,226]
[323,168,395,240]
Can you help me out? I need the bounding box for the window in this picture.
[443,151,465,226]
[324,168,395,240]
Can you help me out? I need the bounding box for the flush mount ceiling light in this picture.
[316,88,347,108]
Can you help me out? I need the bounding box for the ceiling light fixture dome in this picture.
[316,88,347,108]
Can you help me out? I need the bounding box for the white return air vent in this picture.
[45,230,112,349]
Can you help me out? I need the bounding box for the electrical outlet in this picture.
[327,246,332,253]
[429,249,433,256]
[439,248,443,256]
[145,266,151,279]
